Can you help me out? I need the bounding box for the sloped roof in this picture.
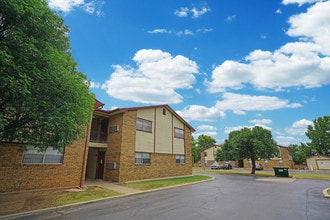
[107,104,195,132]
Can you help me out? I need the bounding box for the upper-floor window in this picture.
[136,118,152,132]
[22,145,63,164]
[90,117,108,143]
[174,127,184,139]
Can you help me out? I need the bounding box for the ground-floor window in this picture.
[135,152,151,164]
[176,155,185,164]
[22,145,64,164]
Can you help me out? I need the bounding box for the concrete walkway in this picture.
[85,179,143,194]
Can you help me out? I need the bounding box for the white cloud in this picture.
[148,28,212,36]
[193,124,218,139]
[285,119,313,135]
[101,49,198,104]
[275,135,298,146]
[176,105,225,122]
[205,1,330,93]
[249,119,273,125]
[276,8,282,14]
[225,15,236,21]
[215,93,301,114]
[286,1,330,56]
[197,125,218,131]
[147,29,170,34]
[174,6,210,18]
[174,7,189,17]
[282,0,323,6]
[193,131,217,139]
[89,81,101,89]
[47,0,104,15]
[191,7,210,18]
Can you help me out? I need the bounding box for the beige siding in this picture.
[86,148,98,179]
[317,159,330,170]
[204,147,216,161]
[173,116,185,154]
[155,108,172,153]
[136,109,155,152]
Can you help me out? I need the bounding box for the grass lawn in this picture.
[123,175,212,190]
[55,187,122,206]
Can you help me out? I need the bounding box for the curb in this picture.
[323,188,330,198]
[0,177,215,220]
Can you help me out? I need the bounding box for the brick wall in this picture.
[0,139,86,193]
[105,113,124,182]
[243,146,294,169]
[105,110,193,183]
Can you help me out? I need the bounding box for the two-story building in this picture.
[0,101,195,192]
[86,104,194,182]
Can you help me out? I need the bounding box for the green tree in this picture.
[0,0,94,151]
[191,136,199,163]
[223,126,279,174]
[288,143,313,164]
[305,116,330,156]
[196,134,216,150]
[215,143,235,162]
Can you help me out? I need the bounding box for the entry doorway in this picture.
[96,151,105,179]
[238,160,244,168]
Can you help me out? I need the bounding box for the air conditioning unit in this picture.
[109,125,119,133]
[106,162,116,169]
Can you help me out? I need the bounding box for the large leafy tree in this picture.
[0,0,94,151]
[288,143,313,164]
[305,116,330,155]
[223,126,279,174]
[196,134,216,150]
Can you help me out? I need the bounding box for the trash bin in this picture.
[273,167,289,177]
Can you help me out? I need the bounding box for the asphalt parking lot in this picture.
[15,174,330,220]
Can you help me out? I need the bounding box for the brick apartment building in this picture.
[0,101,195,192]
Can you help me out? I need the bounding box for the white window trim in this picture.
[135,152,151,164]
[174,127,184,139]
[22,145,64,164]
[176,155,185,164]
[136,118,152,133]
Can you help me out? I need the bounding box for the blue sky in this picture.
[47,0,330,146]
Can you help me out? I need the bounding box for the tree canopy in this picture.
[306,116,330,155]
[0,0,94,151]
[222,126,278,174]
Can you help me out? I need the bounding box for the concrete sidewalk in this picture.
[85,179,143,194]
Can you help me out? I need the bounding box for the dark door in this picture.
[96,151,105,179]
[238,160,244,168]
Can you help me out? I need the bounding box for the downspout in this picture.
[80,113,92,188]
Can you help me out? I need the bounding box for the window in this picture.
[135,152,151,164]
[174,127,184,139]
[136,118,152,132]
[176,155,185,164]
[22,146,63,164]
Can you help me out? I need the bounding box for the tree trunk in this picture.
[251,159,256,174]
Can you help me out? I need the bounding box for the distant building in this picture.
[306,155,330,171]
[242,145,294,169]
[200,145,220,167]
